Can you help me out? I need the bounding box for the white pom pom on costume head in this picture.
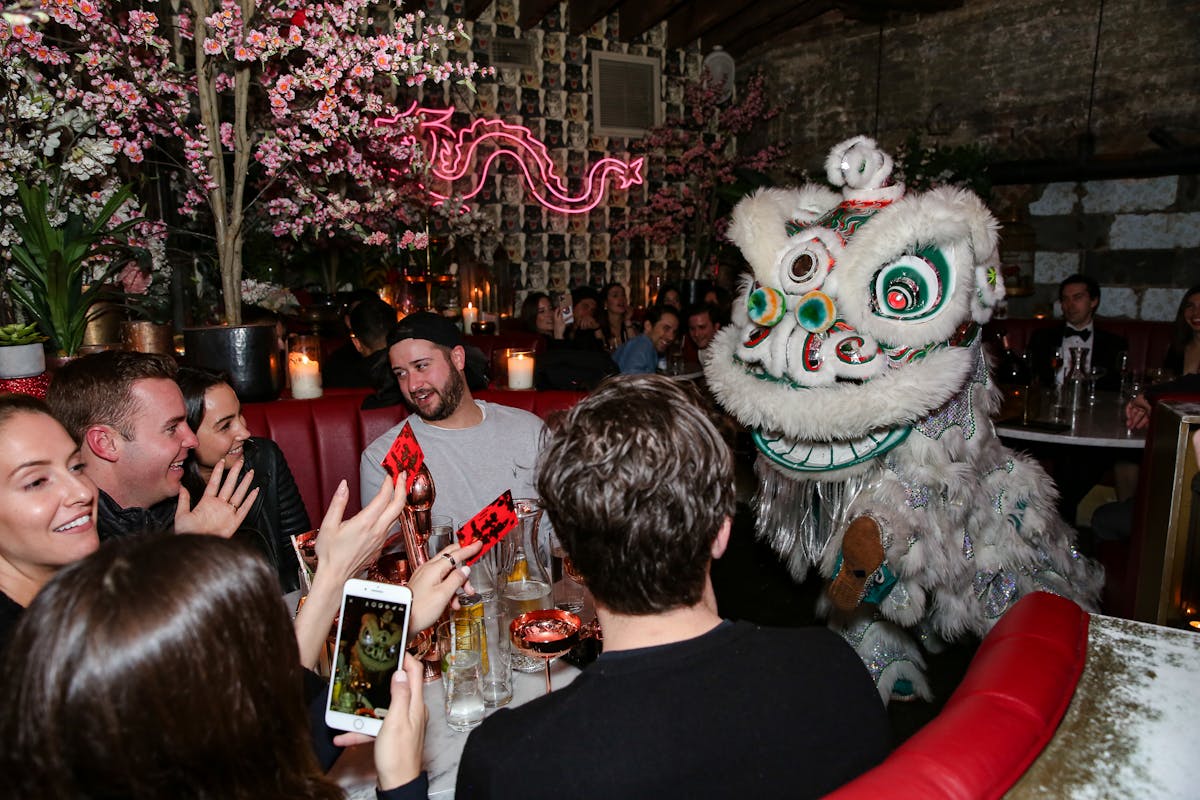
[827,136,892,190]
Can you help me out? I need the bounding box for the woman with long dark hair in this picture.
[1164,284,1200,377]
[176,367,309,591]
[0,534,431,799]
[598,282,638,352]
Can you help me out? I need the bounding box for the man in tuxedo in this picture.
[1025,274,1128,529]
[1028,274,1127,391]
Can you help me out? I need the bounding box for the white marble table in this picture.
[994,392,1146,449]
[1007,615,1200,798]
[329,658,581,798]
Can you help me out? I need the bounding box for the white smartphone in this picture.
[560,292,574,325]
[325,579,412,736]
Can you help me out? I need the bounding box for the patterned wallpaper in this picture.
[414,0,704,312]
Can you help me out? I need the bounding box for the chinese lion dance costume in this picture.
[705,136,1103,703]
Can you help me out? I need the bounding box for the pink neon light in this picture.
[374,103,643,215]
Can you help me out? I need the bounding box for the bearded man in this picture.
[358,313,545,524]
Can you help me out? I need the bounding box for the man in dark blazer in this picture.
[1027,273,1127,392]
[1024,273,1128,530]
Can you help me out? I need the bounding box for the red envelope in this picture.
[456,490,518,565]
[381,422,423,495]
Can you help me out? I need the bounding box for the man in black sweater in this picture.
[456,375,889,799]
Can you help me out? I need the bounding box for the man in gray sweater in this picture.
[358,312,545,528]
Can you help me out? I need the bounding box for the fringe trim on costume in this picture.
[754,455,870,579]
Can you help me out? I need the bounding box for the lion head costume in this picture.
[705,136,1102,702]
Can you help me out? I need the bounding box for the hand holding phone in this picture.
[325,579,412,736]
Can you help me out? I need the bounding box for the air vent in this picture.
[591,51,661,138]
[490,36,537,68]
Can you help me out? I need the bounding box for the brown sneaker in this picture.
[828,516,886,611]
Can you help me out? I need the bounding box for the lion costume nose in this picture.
[795,290,836,333]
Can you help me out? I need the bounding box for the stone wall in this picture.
[1000,175,1199,321]
[747,0,1200,166]
[745,0,1200,322]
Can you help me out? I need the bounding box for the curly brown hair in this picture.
[535,374,735,614]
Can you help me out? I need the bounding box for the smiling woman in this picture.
[176,368,311,591]
[0,394,99,648]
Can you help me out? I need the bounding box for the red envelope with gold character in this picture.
[381,422,422,495]
[456,490,518,565]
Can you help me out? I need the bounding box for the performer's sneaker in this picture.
[829,516,886,611]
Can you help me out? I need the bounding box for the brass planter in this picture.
[82,301,124,345]
[120,321,174,355]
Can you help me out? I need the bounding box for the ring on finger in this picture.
[440,552,458,568]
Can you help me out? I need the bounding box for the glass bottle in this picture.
[1066,346,1087,427]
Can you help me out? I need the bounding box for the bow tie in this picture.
[1066,328,1091,342]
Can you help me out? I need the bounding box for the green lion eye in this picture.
[872,246,951,320]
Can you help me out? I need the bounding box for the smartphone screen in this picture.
[326,583,410,732]
[561,292,574,326]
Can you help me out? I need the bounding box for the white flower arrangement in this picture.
[240,278,299,314]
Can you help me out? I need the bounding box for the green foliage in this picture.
[0,323,48,347]
[5,180,144,355]
[894,134,994,200]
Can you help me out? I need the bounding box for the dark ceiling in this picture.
[460,0,964,57]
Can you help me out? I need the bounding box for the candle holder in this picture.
[288,334,323,399]
[506,349,535,390]
[471,320,497,335]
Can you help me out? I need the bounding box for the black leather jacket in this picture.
[185,437,310,592]
[96,490,176,540]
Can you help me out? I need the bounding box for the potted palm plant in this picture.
[0,323,48,379]
[6,179,145,357]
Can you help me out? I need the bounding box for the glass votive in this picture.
[506,349,535,390]
[288,334,323,399]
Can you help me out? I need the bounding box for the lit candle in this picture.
[507,351,535,390]
[288,353,323,399]
[462,302,478,333]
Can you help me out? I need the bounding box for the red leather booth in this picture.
[241,387,584,523]
[983,318,1174,374]
[827,592,1089,800]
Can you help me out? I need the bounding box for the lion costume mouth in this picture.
[705,322,976,456]
[754,425,911,472]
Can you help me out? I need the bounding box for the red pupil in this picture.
[887,290,908,309]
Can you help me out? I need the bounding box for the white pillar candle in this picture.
[288,353,323,399]
[462,303,478,333]
[507,352,535,390]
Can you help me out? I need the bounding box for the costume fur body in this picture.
[704,137,1103,703]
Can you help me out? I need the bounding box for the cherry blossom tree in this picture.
[12,0,488,323]
[621,70,785,281]
[0,5,167,328]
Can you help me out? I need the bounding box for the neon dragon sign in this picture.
[374,103,643,215]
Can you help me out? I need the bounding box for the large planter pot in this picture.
[184,323,282,402]
[82,300,124,345]
[120,320,174,355]
[0,343,47,378]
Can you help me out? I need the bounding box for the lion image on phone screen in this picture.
[331,609,404,716]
